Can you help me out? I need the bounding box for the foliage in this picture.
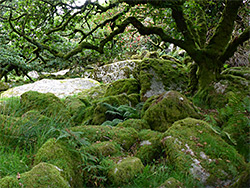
[101,103,140,126]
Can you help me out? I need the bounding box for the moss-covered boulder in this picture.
[108,157,144,185]
[0,82,9,92]
[158,177,183,188]
[0,176,20,188]
[117,119,150,131]
[64,96,88,124]
[137,58,188,101]
[162,118,247,187]
[104,78,140,97]
[142,91,200,132]
[71,125,138,151]
[85,141,121,157]
[22,110,52,124]
[20,91,71,123]
[34,138,82,187]
[20,162,70,188]
[136,129,164,164]
[193,67,250,108]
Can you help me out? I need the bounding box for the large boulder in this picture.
[70,126,138,151]
[1,78,100,98]
[20,91,71,123]
[34,138,82,187]
[137,58,188,101]
[162,118,247,187]
[108,157,144,185]
[142,91,200,132]
[0,163,70,188]
[85,60,141,83]
[136,129,164,164]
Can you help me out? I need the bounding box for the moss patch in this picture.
[0,176,20,188]
[158,177,183,188]
[162,118,246,187]
[142,91,200,132]
[20,91,71,123]
[117,119,150,131]
[85,141,121,157]
[71,125,138,151]
[104,78,140,97]
[20,162,70,188]
[34,138,82,187]
[108,157,144,185]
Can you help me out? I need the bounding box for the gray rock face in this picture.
[85,60,141,83]
[1,78,100,98]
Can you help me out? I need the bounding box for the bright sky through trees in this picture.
[76,0,106,6]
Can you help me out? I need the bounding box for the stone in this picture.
[108,157,144,185]
[117,119,150,131]
[34,138,82,187]
[20,162,70,188]
[104,78,140,97]
[20,91,71,123]
[85,60,141,83]
[137,58,188,101]
[1,78,100,99]
[142,91,200,132]
[85,141,121,157]
[162,118,246,187]
[70,125,138,151]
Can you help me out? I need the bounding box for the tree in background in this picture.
[0,0,249,103]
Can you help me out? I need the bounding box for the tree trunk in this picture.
[193,57,224,107]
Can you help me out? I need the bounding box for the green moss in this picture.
[22,110,52,124]
[158,177,183,188]
[34,138,82,187]
[64,96,87,124]
[138,58,188,101]
[77,84,108,101]
[20,162,70,188]
[0,82,9,92]
[113,127,138,150]
[108,157,144,185]
[0,176,20,188]
[85,141,121,157]
[20,91,71,123]
[117,119,150,131]
[142,91,200,132]
[136,137,163,164]
[71,125,138,151]
[162,118,246,187]
[104,78,140,97]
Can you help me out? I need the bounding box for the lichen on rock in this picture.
[137,58,188,101]
[162,118,246,187]
[142,91,200,132]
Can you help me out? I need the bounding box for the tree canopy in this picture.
[0,0,249,93]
